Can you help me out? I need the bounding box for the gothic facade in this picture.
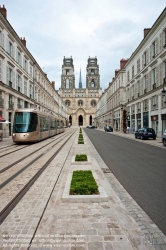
[59,57,102,126]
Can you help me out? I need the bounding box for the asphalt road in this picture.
[84,128,166,235]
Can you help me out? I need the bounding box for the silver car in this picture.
[162,129,166,147]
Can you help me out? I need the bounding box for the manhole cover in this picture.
[102,168,112,173]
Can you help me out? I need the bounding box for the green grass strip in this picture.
[70,170,99,195]
[75,154,87,161]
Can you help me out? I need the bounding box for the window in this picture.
[153,68,156,88]
[144,75,147,93]
[24,58,28,72]
[127,71,130,82]
[91,69,95,75]
[164,30,166,47]
[17,50,22,66]
[91,100,96,107]
[66,79,69,89]
[30,66,32,77]
[16,74,22,92]
[24,80,27,95]
[29,84,33,98]
[91,80,95,87]
[137,81,140,96]
[65,100,70,106]
[8,41,12,56]
[78,100,83,106]
[144,51,147,66]
[132,66,134,78]
[66,69,70,75]
[137,59,140,73]
[152,41,156,57]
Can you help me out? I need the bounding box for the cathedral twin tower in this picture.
[59,57,102,126]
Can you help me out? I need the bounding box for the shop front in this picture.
[161,114,166,133]
[131,114,135,133]
[151,115,158,136]
[143,112,149,128]
[136,113,141,130]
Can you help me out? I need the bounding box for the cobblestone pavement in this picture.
[0,128,166,250]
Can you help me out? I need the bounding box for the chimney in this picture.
[20,37,26,47]
[0,5,7,18]
[52,81,55,89]
[144,28,150,38]
[120,58,128,70]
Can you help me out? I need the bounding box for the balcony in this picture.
[8,102,14,110]
[17,104,22,109]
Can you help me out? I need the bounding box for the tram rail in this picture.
[0,128,77,224]
[0,129,72,174]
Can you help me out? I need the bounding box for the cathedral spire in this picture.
[79,68,82,88]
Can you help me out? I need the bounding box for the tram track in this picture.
[0,128,77,224]
[0,130,72,174]
[0,145,30,158]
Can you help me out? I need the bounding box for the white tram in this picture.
[12,109,65,143]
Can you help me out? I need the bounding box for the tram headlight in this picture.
[13,133,16,136]
[24,133,29,137]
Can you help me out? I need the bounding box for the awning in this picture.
[0,116,6,122]
[0,120,11,123]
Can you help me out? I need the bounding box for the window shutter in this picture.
[0,59,2,81]
[20,77,22,93]
[16,74,18,90]
[142,54,144,68]
[6,39,9,53]
[156,66,159,87]
[150,45,152,60]
[13,71,15,89]
[16,49,18,63]
[159,33,162,52]
[146,49,149,64]
[12,45,15,59]
[135,83,137,98]
[159,63,163,86]
[23,58,25,70]
[20,55,22,67]
[6,66,9,85]
[2,33,5,48]
[156,38,158,55]
[148,72,151,91]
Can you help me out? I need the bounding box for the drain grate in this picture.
[102,168,112,173]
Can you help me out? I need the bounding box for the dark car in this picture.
[88,125,96,129]
[162,129,166,147]
[104,126,113,132]
[135,128,156,140]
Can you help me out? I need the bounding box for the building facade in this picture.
[59,56,102,126]
[0,5,67,137]
[95,8,166,138]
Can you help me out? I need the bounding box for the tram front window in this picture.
[13,112,38,133]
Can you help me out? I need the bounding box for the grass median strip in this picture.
[75,154,87,161]
[70,170,99,195]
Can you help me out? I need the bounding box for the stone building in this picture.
[59,56,102,126]
[0,5,67,137]
[95,7,166,138]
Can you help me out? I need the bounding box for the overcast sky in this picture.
[2,0,166,91]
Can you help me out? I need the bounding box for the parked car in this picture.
[135,128,156,140]
[88,125,96,129]
[162,129,166,147]
[104,126,113,132]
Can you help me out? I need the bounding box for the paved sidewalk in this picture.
[0,129,166,250]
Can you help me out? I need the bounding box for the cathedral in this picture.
[59,57,102,126]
